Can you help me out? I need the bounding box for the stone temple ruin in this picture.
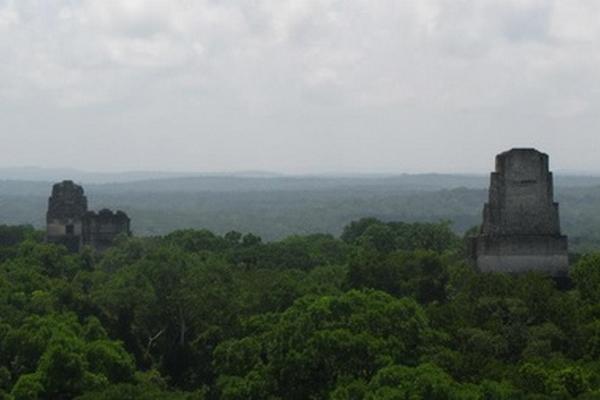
[471,148,569,275]
[46,180,131,252]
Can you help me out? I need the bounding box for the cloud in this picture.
[0,0,599,173]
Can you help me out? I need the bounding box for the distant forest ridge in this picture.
[1,174,600,252]
[2,171,600,192]
[0,167,286,184]
[1,166,600,185]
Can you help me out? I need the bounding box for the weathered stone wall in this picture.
[474,148,568,275]
[82,209,131,251]
[46,181,130,252]
[477,255,569,275]
[482,150,560,236]
[46,180,88,252]
[46,180,88,221]
[46,221,83,237]
[474,234,568,274]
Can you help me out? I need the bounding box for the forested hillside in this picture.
[2,175,600,252]
[1,220,600,398]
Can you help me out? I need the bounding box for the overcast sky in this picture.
[1,0,600,174]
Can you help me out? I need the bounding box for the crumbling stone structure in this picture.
[46,181,88,252]
[82,209,131,252]
[46,181,130,252]
[472,148,568,275]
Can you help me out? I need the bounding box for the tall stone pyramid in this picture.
[472,148,568,275]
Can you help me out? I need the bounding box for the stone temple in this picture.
[471,148,568,275]
[46,180,131,252]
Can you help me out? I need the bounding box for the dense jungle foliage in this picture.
[1,220,600,399]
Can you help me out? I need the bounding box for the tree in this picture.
[571,254,600,303]
[347,250,449,303]
[214,290,436,399]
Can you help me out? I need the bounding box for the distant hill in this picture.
[2,173,600,252]
[0,167,194,184]
[1,167,599,189]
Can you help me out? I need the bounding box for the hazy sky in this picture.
[1,0,600,174]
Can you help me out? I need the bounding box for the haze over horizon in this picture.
[1,1,600,174]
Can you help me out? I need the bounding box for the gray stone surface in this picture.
[472,148,568,274]
[46,181,88,251]
[47,180,88,220]
[82,209,131,252]
[46,181,130,252]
